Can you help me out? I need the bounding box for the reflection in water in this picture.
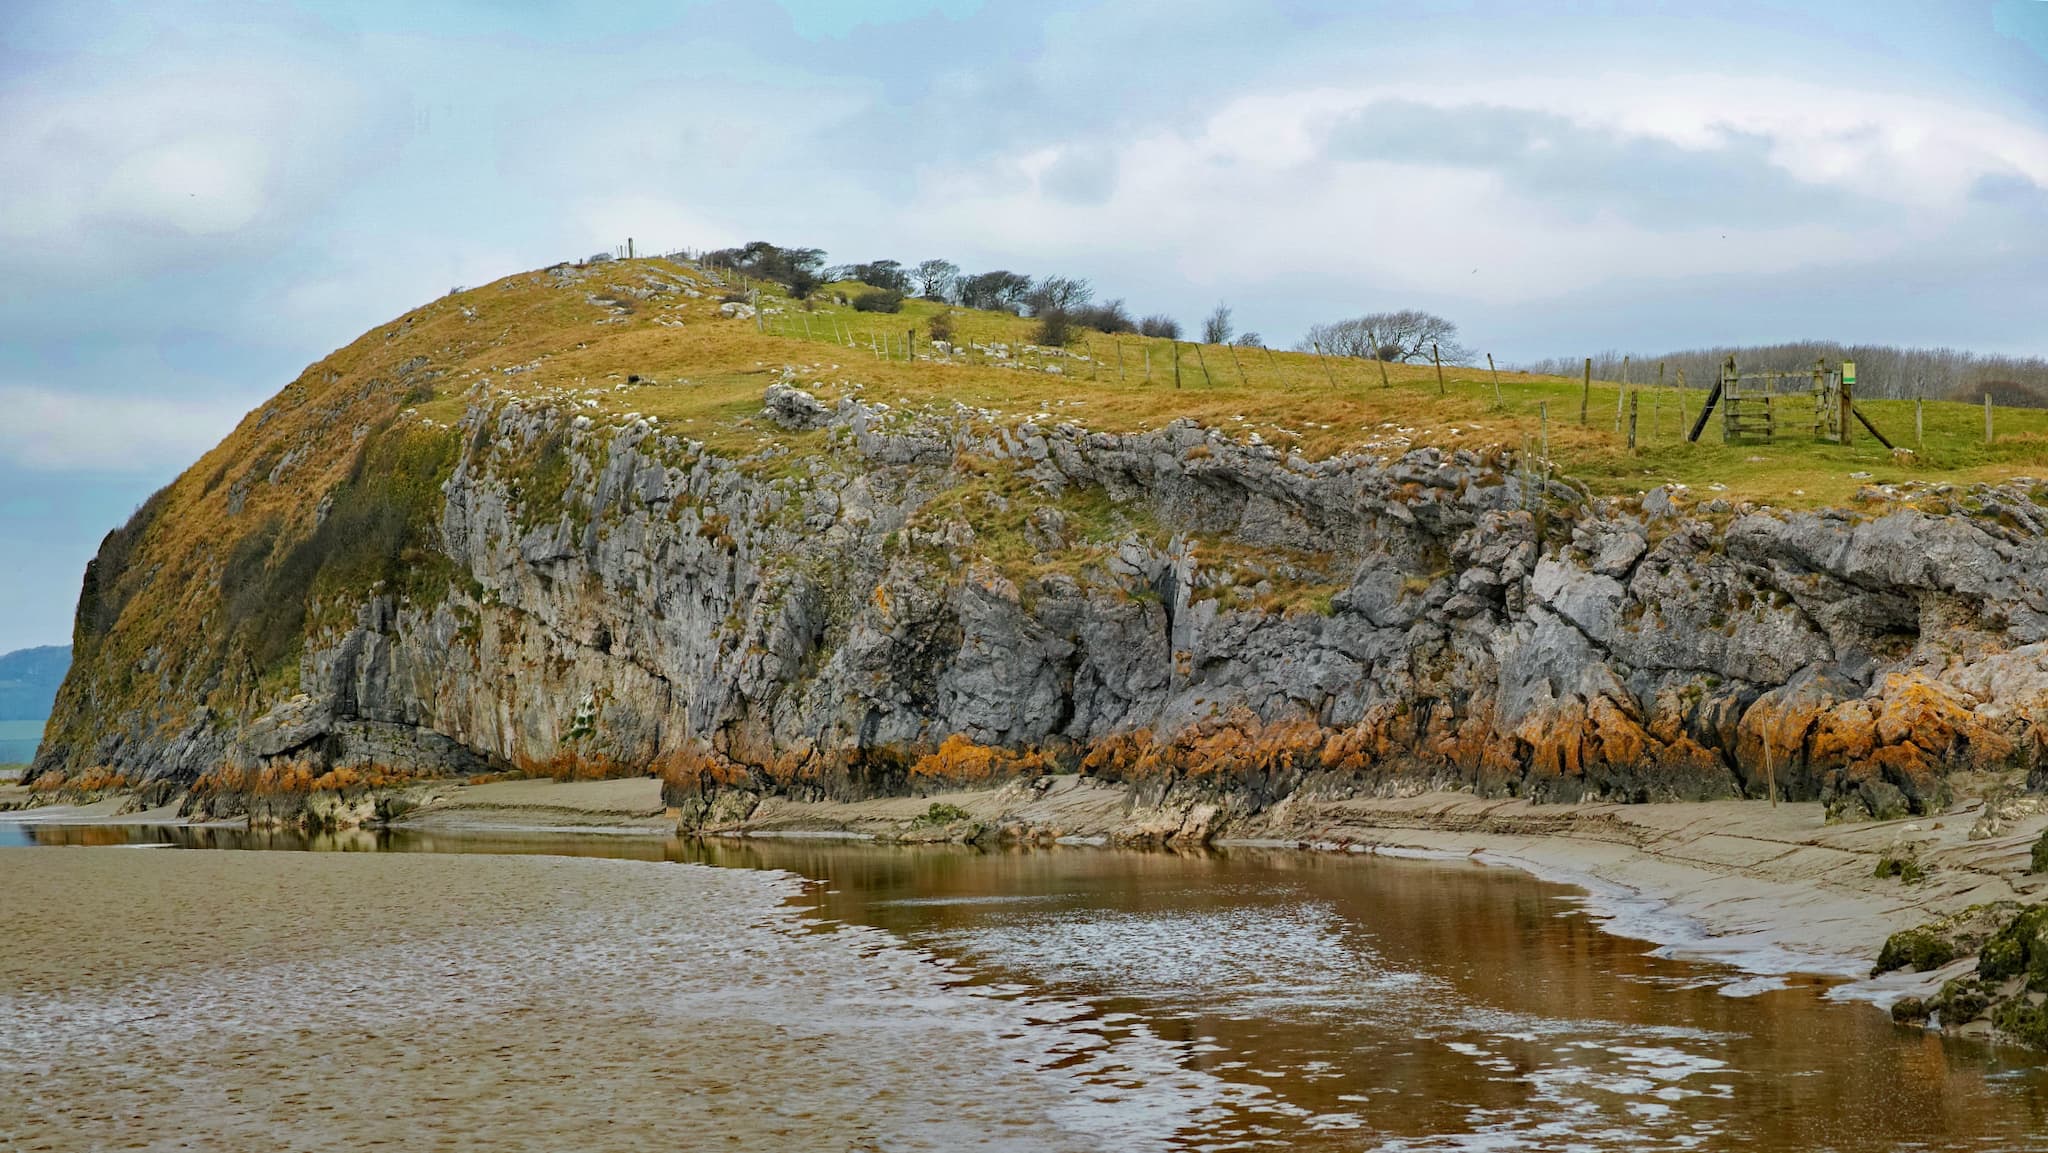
[8,822,2048,1149]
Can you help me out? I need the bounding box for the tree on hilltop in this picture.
[913,259,959,300]
[829,259,910,293]
[1201,303,1233,345]
[958,270,1034,312]
[1023,275,1092,317]
[1301,310,1470,363]
[703,241,827,297]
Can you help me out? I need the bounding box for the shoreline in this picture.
[8,775,2045,1007]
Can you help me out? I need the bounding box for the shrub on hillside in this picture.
[783,269,820,300]
[1074,299,1135,333]
[853,289,905,313]
[927,311,955,343]
[1138,314,1181,339]
[1034,309,1075,347]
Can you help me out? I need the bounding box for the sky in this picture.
[1,0,2046,653]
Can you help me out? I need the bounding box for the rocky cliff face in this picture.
[38,365,2048,828]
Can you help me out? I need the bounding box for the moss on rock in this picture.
[1874,925,1957,975]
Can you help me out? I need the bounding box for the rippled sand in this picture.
[0,848,1225,1152]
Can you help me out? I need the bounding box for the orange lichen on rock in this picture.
[1080,713,1335,785]
[1872,673,2015,769]
[68,767,135,792]
[909,733,1050,786]
[656,744,751,795]
[190,760,437,797]
[518,751,640,782]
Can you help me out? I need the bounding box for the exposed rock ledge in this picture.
[35,384,2048,830]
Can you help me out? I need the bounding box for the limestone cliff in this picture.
[32,261,2048,828]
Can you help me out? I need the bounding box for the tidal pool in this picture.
[4,822,2045,1151]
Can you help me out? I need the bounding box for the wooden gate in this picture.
[1690,357,1858,445]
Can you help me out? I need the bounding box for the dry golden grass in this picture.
[406,258,2048,510]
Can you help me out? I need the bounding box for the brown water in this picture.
[6,822,2048,1150]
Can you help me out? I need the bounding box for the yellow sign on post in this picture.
[1840,361,1856,447]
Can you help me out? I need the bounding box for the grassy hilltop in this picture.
[41,254,2048,785]
[402,256,2046,506]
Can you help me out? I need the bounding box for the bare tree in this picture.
[1301,310,1471,363]
[1201,303,1234,345]
[1138,314,1181,339]
[912,259,959,300]
[1234,332,1264,348]
[1024,275,1093,316]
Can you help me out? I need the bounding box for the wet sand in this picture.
[0,848,1226,1152]
[13,775,2048,1006]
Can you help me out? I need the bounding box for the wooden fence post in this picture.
[1487,353,1503,408]
[1580,358,1592,425]
[1539,401,1550,462]
[1228,342,1249,386]
[1628,390,1639,451]
[1173,342,1183,390]
[1986,394,1995,445]
[1615,355,1630,433]
[1145,346,1152,383]
[1916,397,1924,447]
[1314,341,1339,389]
[1432,343,1445,397]
[1116,339,1125,382]
[1193,342,1214,387]
[1266,346,1289,390]
[1677,367,1688,437]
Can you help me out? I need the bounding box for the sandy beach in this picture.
[0,847,1234,1152]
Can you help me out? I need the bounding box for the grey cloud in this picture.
[1325,99,1867,230]
[1039,144,1120,203]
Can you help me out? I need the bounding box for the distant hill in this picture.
[0,645,70,722]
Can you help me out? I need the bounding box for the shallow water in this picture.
[6,822,2048,1150]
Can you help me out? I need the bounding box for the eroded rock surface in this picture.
[37,384,2048,827]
